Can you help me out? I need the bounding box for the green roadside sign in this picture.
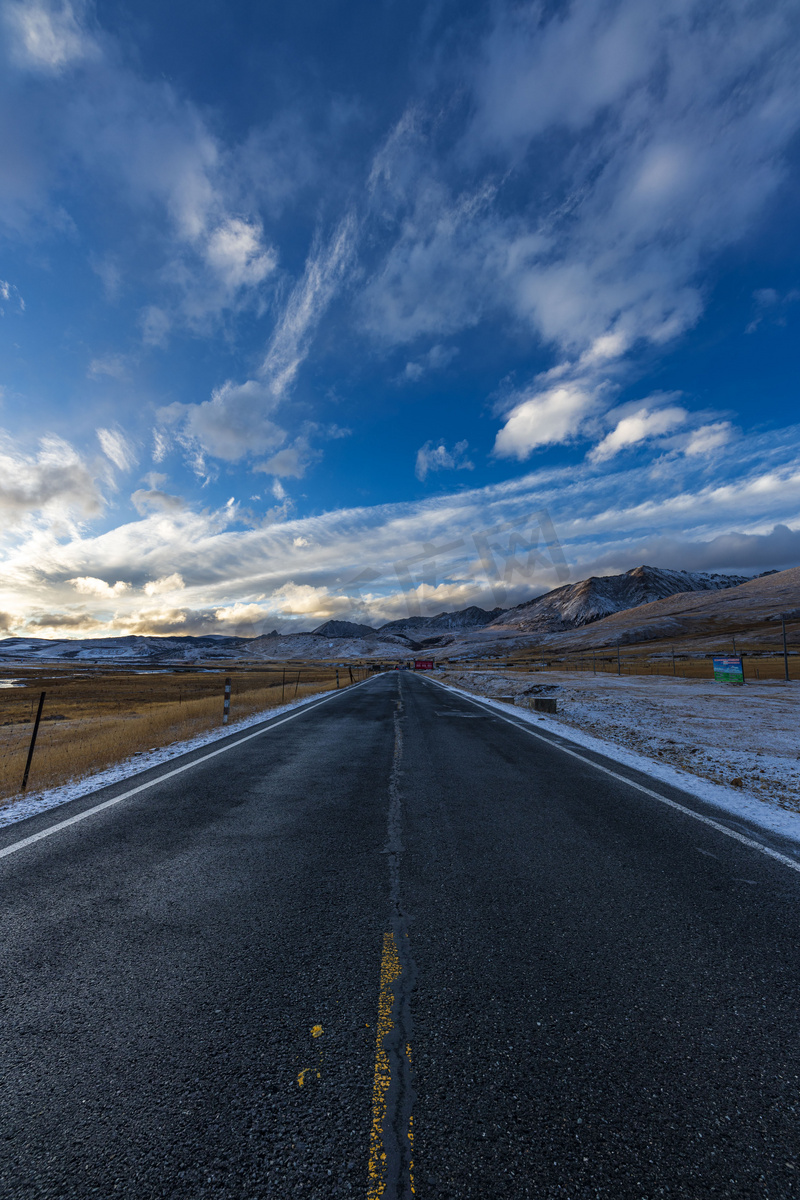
[713,655,744,683]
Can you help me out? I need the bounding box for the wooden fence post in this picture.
[21,691,46,792]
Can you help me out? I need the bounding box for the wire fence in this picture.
[464,650,798,681]
[0,663,372,804]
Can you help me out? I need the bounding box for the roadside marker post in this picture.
[336,670,340,689]
[21,691,46,792]
[223,677,231,725]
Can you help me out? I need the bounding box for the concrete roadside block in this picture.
[514,696,558,713]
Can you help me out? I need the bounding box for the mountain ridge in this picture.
[0,565,789,662]
[487,565,752,635]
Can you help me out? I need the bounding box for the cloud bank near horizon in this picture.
[1,422,798,639]
[1,0,799,636]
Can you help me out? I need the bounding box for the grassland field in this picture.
[0,663,370,805]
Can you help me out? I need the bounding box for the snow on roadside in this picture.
[0,688,341,831]
[435,671,800,845]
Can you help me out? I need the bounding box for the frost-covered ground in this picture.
[0,688,342,831]
[439,669,800,826]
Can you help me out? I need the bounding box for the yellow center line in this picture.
[367,931,409,1199]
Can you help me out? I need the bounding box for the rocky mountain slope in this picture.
[527,564,800,651]
[488,565,751,635]
[378,605,502,638]
[312,620,378,638]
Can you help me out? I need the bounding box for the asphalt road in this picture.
[2,671,800,1199]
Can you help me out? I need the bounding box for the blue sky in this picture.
[1,0,800,638]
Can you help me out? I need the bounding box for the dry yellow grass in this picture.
[460,649,796,682]
[0,664,364,804]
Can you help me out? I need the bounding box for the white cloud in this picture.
[415,439,473,481]
[257,436,317,479]
[683,422,733,457]
[5,0,99,71]
[493,383,597,460]
[746,287,800,333]
[140,306,171,348]
[164,379,286,463]
[213,601,271,631]
[267,581,351,618]
[131,488,185,515]
[68,575,128,597]
[403,343,459,382]
[0,279,25,315]
[143,573,184,595]
[361,180,499,345]
[152,428,169,463]
[97,427,137,471]
[589,405,688,463]
[204,217,276,292]
[260,213,358,397]
[158,213,356,476]
[87,354,128,380]
[0,431,104,526]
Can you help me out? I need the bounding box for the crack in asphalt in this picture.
[375,680,418,1199]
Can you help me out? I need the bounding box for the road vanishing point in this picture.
[2,672,800,1199]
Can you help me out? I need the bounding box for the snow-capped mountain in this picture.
[0,634,251,663]
[488,566,751,635]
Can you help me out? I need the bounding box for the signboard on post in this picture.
[713,655,744,684]
[414,660,434,671]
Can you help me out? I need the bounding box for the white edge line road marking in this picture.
[423,675,800,877]
[0,676,378,862]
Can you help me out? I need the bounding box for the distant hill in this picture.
[0,634,250,663]
[379,605,503,637]
[488,565,751,635]
[312,619,378,638]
